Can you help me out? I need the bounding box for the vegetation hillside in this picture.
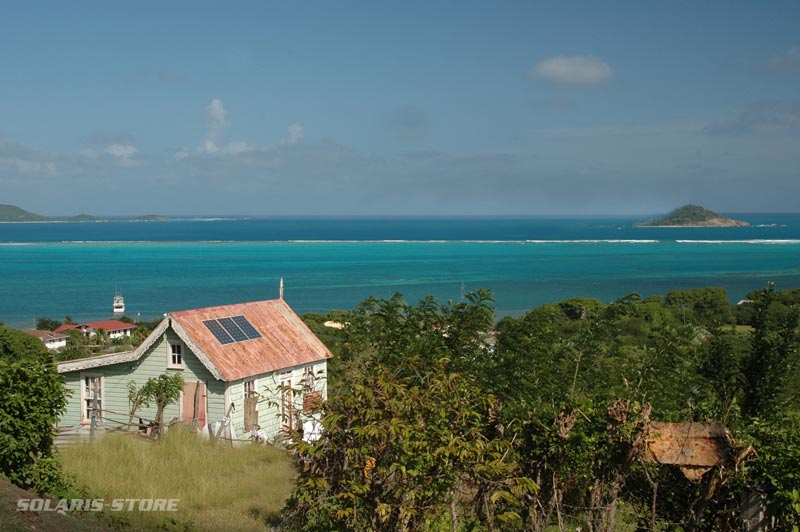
[4,285,800,531]
[0,204,47,222]
[291,285,800,531]
[637,204,750,227]
[0,204,169,222]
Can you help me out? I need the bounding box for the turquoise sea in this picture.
[1,215,799,328]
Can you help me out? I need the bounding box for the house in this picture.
[24,329,68,350]
[56,298,332,443]
[55,319,136,340]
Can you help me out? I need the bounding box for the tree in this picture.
[339,290,496,373]
[93,327,109,347]
[666,287,734,326]
[0,326,69,495]
[54,329,91,361]
[35,317,62,331]
[281,357,536,531]
[125,373,183,431]
[141,373,184,428]
[557,297,604,321]
[741,283,800,418]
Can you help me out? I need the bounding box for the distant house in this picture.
[55,319,136,340]
[24,329,68,350]
[56,299,332,443]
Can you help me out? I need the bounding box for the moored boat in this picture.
[113,292,125,314]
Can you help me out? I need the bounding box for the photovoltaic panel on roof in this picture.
[202,315,263,345]
[232,315,262,339]
[203,319,234,345]
[218,317,248,342]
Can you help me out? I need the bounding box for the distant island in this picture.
[636,205,750,227]
[0,204,170,223]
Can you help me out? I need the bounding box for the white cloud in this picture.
[105,144,138,159]
[534,55,614,85]
[281,123,304,146]
[207,98,228,128]
[288,123,304,144]
[202,139,219,155]
[197,98,244,155]
[175,100,302,159]
[102,143,141,167]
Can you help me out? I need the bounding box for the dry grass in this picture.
[59,428,296,532]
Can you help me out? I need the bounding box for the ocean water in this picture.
[1,215,799,328]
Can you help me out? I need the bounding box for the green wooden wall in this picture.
[59,325,328,443]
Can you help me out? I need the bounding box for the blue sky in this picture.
[1,1,799,215]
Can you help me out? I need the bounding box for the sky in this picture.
[1,1,799,216]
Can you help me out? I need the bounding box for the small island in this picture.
[0,204,169,223]
[636,205,750,227]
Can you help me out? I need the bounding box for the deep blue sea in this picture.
[2,215,799,328]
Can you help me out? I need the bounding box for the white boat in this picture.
[113,292,125,314]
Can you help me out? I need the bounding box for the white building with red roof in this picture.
[54,319,135,340]
[56,299,332,443]
[23,329,69,350]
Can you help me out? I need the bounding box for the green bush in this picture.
[0,326,70,495]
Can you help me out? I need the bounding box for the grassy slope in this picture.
[59,429,296,532]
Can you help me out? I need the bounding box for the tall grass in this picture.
[59,428,295,532]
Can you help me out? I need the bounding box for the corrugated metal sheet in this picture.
[644,421,733,481]
[645,422,731,467]
[169,299,333,382]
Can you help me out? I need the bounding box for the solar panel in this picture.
[202,315,263,345]
[232,315,262,340]
[203,319,234,345]
[218,317,249,342]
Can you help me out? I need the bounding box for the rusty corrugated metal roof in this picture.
[169,299,333,382]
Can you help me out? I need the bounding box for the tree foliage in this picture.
[282,357,536,531]
[288,285,800,530]
[142,373,184,427]
[0,326,70,495]
[35,316,62,331]
[741,282,800,418]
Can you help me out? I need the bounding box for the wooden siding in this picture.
[59,329,328,444]
[60,330,223,431]
[224,361,328,442]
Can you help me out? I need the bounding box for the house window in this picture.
[168,342,184,369]
[81,374,103,424]
[303,366,315,391]
[243,379,257,401]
